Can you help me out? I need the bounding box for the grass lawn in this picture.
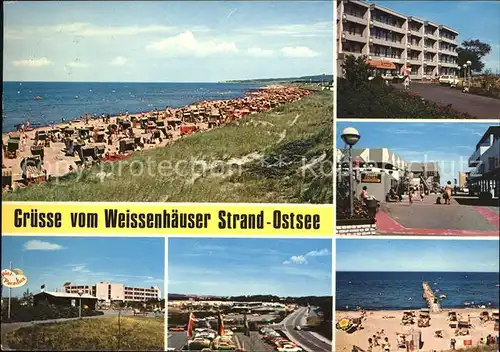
[4,91,333,203]
[338,79,473,118]
[3,316,164,351]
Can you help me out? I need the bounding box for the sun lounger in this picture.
[36,130,48,141]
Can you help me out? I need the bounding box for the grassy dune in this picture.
[4,91,333,203]
[4,316,164,351]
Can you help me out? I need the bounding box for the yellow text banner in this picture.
[2,202,333,236]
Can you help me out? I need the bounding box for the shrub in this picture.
[1,303,104,323]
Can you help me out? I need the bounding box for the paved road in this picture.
[167,331,188,350]
[282,308,332,352]
[394,83,500,119]
[381,202,498,230]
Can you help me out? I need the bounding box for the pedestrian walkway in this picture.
[376,201,499,236]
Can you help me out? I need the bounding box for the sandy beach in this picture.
[336,308,499,352]
[2,85,312,189]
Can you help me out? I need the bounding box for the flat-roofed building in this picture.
[468,126,500,197]
[337,0,459,80]
[63,282,161,303]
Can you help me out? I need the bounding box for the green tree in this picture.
[21,288,34,307]
[341,55,372,88]
[457,39,492,73]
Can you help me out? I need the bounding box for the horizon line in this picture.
[336,270,499,273]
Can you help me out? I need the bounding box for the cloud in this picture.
[23,240,64,251]
[247,47,275,58]
[280,46,319,58]
[66,61,89,68]
[237,22,331,38]
[10,23,176,37]
[283,255,307,265]
[12,57,52,68]
[283,248,330,264]
[305,248,330,257]
[146,31,238,57]
[111,56,128,66]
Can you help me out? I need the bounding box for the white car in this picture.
[438,75,459,86]
[277,345,303,352]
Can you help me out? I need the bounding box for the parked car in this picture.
[438,75,460,86]
[277,344,303,352]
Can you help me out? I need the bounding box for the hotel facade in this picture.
[337,0,459,80]
[62,282,162,303]
[468,126,500,197]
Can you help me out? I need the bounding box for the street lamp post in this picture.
[341,127,361,217]
[466,60,472,89]
[77,289,83,319]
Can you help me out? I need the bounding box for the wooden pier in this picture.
[422,281,441,313]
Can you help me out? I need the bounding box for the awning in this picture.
[367,60,396,70]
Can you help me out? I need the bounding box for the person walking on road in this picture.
[443,181,453,205]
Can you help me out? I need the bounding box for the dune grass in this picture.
[4,91,333,203]
[3,316,164,351]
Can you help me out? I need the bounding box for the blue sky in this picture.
[374,1,500,72]
[1,236,164,297]
[336,121,499,186]
[337,239,500,272]
[3,1,332,82]
[168,238,332,297]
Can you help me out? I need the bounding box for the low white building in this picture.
[62,281,161,303]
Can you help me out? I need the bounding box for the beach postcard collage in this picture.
[1,1,499,352]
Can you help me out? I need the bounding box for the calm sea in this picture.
[336,271,500,311]
[2,82,260,132]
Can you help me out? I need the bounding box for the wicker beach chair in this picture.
[64,127,75,137]
[20,156,45,184]
[6,139,20,159]
[36,130,48,141]
[82,145,98,160]
[78,128,90,139]
[2,168,13,189]
[119,138,135,154]
[30,145,45,159]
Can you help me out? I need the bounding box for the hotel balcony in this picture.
[340,51,365,59]
[469,146,490,167]
[408,43,423,51]
[369,54,405,65]
[370,20,406,34]
[408,29,423,37]
[439,61,458,68]
[423,60,437,66]
[408,58,423,65]
[440,48,458,56]
[342,32,368,43]
[423,46,437,53]
[370,37,405,49]
[424,32,438,40]
[439,36,457,44]
[342,13,368,26]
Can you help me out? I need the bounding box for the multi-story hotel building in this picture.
[62,282,162,303]
[337,0,459,80]
[468,126,500,197]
